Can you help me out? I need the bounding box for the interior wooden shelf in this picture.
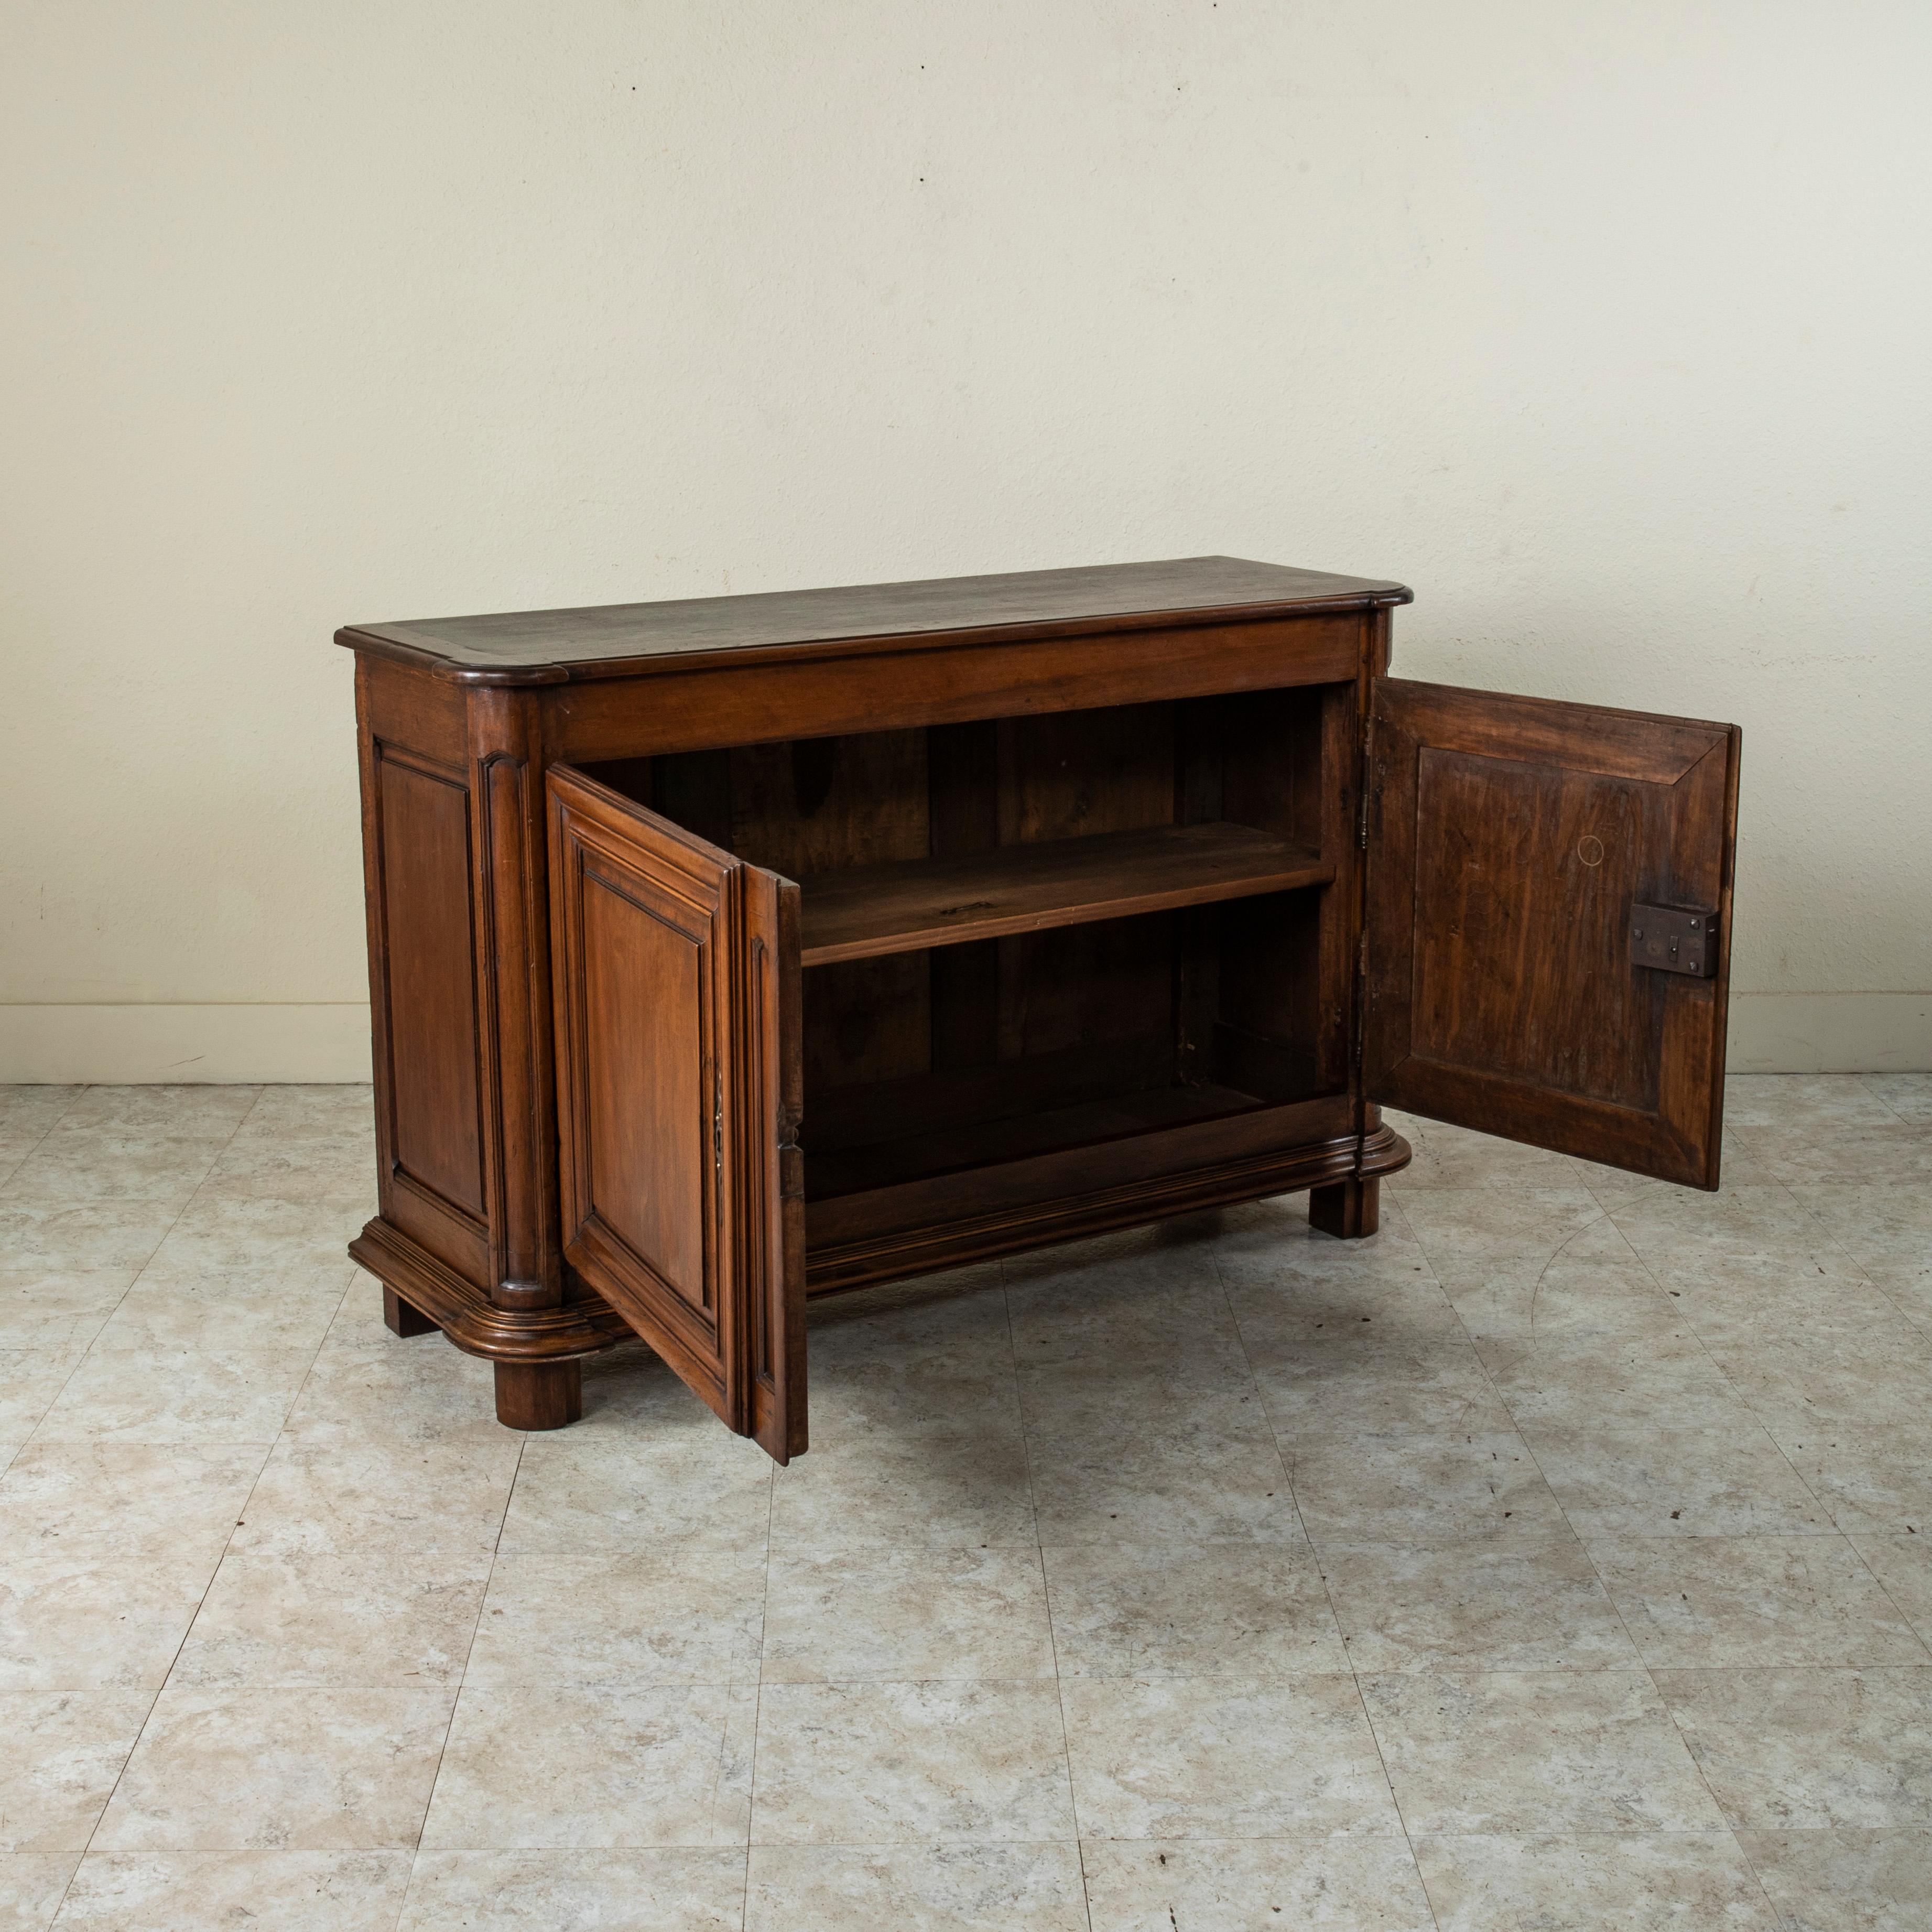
[797,821,1334,967]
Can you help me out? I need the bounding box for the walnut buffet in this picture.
[340,558,1740,1460]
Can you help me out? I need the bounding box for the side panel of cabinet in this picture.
[355,661,491,1280]
[1365,678,1740,1188]
[548,764,806,1460]
[377,755,486,1216]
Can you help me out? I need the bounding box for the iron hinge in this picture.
[1352,926,1370,1074]
[1357,708,1378,851]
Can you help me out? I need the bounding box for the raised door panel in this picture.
[548,764,805,1461]
[1365,678,1739,1188]
[578,860,709,1304]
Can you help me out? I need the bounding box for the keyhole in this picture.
[1577,835,1604,867]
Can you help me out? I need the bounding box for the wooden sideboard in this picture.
[339,557,1740,1459]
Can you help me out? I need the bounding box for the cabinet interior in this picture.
[584,685,1352,1206]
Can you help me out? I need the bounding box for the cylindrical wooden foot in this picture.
[383,1286,439,1338]
[1308,1175,1380,1241]
[494,1359,583,1430]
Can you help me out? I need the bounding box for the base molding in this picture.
[804,1124,1411,1296]
[349,1217,631,1364]
[354,1124,1410,1364]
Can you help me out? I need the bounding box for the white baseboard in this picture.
[1,993,1926,1083]
[1724,992,1932,1074]
[0,1005,374,1084]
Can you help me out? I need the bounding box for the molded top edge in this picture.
[337,555,1412,680]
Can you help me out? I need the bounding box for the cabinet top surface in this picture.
[340,556,1410,680]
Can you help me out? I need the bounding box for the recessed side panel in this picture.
[374,750,486,1223]
[1366,679,1739,1188]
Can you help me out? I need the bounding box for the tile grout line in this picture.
[1552,1161,1874,1547]
[1773,1167,1930,1337]
[1750,1177,1932,1655]
[1588,1160,1932,1862]
[1000,1257,1045,1566]
[18,1084,356,1455]
[0,1079,88,1474]
[1763,1165,1932,1639]
[1415,1212,1777,1927]
[1779,1166,1932,1338]
[1001,1256,1096,1932]
[1500,1166,1796,1927]
[46,1083,280,1921]
[1579,1168,1932,1662]
[14,1084,248,1454]
[1573,1174,1841,1506]
[741,1410,779,1932]
[1208,1217,1447,1932]
[1853,1072,1923,1130]
[1396,1192,1686,1660]
[390,1419,533,1932]
[0,1079,89,1194]
[29,1090,418,1922]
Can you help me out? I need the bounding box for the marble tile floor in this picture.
[0,1074,1928,1928]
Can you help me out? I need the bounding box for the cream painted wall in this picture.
[4,1,1928,1080]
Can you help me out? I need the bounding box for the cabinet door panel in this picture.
[548,764,806,1461]
[1366,679,1739,1188]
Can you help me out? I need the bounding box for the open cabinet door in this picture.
[547,764,806,1461]
[1364,679,1739,1188]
